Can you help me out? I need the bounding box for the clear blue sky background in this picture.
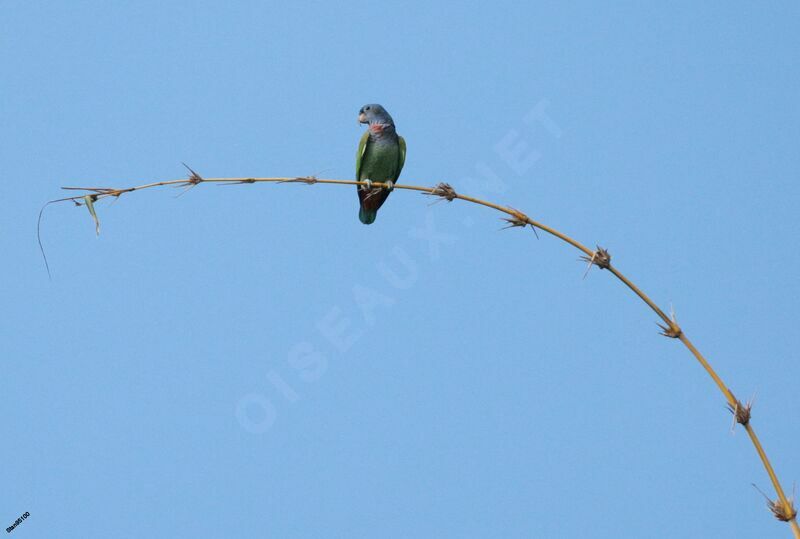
[2,2,799,537]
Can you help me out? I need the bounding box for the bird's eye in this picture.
[365,106,371,111]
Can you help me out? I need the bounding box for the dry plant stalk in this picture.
[40,169,800,537]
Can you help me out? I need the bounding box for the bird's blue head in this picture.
[358,104,395,130]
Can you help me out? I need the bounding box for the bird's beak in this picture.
[358,112,367,124]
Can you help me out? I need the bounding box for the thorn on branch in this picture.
[727,395,752,427]
[752,484,798,522]
[424,182,458,202]
[657,305,682,338]
[500,207,539,239]
[657,322,682,338]
[579,245,612,278]
[580,246,611,269]
[279,176,318,185]
[222,178,257,185]
[177,163,206,196]
[182,163,205,185]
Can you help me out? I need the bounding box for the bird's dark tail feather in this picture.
[359,207,377,225]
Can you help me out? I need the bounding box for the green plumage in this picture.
[356,131,406,224]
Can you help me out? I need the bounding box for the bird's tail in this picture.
[359,207,377,225]
[357,184,390,225]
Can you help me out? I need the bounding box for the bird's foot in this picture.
[384,180,394,192]
[361,179,373,191]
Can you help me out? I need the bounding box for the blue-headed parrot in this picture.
[356,104,406,224]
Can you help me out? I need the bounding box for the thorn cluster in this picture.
[657,322,682,338]
[657,305,682,338]
[727,396,752,426]
[580,246,612,278]
[580,246,611,270]
[183,163,205,185]
[769,498,798,522]
[657,321,681,338]
[500,207,539,238]
[754,484,798,522]
[426,182,457,202]
[175,163,206,196]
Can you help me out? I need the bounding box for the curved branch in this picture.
[43,172,800,537]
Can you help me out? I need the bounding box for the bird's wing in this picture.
[355,130,370,181]
[396,135,406,180]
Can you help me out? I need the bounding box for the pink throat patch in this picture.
[369,123,385,134]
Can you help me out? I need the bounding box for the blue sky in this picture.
[2,1,800,537]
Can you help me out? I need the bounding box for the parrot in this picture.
[355,104,406,224]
